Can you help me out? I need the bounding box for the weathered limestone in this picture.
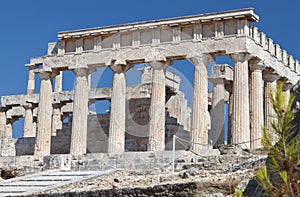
[52,71,63,136]
[108,64,132,153]
[70,68,90,155]
[249,59,265,149]
[230,53,252,148]
[26,65,36,95]
[23,103,35,137]
[190,55,214,151]
[263,72,280,144]
[52,104,63,136]
[148,61,169,151]
[34,71,57,156]
[0,109,6,136]
[210,78,225,146]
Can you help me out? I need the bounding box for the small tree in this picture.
[256,81,300,196]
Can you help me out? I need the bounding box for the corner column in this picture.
[249,59,265,149]
[190,55,214,151]
[209,78,225,147]
[108,64,132,153]
[70,68,91,155]
[148,61,169,151]
[230,53,252,148]
[34,71,56,156]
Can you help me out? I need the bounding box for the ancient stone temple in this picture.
[0,8,299,158]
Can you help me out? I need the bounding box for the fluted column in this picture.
[190,55,214,151]
[52,104,63,136]
[263,72,280,143]
[27,65,36,94]
[148,62,169,151]
[23,103,35,137]
[249,59,265,149]
[54,71,63,92]
[52,71,63,136]
[108,65,132,153]
[70,68,90,155]
[24,65,36,137]
[230,53,252,148]
[209,78,225,147]
[0,109,6,136]
[34,71,56,156]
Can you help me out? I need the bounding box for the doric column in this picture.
[34,71,56,156]
[51,104,63,136]
[54,71,63,92]
[209,78,225,147]
[190,55,214,151]
[263,72,280,143]
[23,103,35,137]
[230,53,252,148]
[148,61,169,151]
[51,71,63,136]
[26,65,36,94]
[70,68,91,155]
[249,59,265,149]
[227,93,233,144]
[0,109,6,136]
[108,64,132,153]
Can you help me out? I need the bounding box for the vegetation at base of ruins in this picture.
[235,81,300,196]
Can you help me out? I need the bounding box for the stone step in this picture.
[0,169,116,196]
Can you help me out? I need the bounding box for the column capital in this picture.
[209,77,225,86]
[22,103,34,110]
[189,54,215,67]
[109,64,133,73]
[36,69,59,80]
[72,67,95,76]
[279,77,293,91]
[263,69,281,82]
[148,61,171,70]
[229,53,252,63]
[249,58,266,71]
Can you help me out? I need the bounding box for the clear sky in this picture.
[0,0,299,136]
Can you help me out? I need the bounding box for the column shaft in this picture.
[108,65,130,153]
[54,71,63,92]
[23,105,35,137]
[0,110,6,136]
[249,61,265,149]
[35,73,53,156]
[70,68,89,155]
[27,68,35,94]
[52,107,62,136]
[230,53,251,148]
[210,79,225,146]
[148,62,168,151]
[190,55,214,151]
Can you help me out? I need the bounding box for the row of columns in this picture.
[19,52,293,157]
[209,53,291,149]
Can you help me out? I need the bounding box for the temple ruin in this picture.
[0,8,299,159]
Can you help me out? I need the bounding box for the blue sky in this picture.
[0,1,299,136]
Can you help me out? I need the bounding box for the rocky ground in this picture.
[35,165,260,196]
